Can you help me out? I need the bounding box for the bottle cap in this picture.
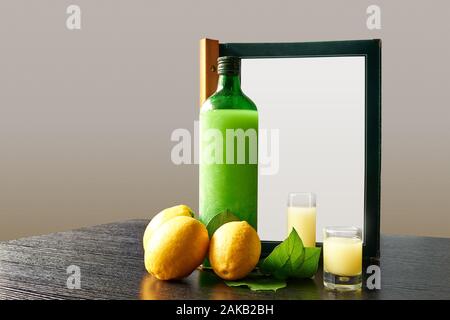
[217,56,241,75]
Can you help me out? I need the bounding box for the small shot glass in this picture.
[323,226,362,291]
[287,193,316,248]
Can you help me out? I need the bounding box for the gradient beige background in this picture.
[0,0,449,240]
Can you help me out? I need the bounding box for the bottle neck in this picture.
[216,74,241,93]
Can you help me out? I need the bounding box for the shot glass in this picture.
[323,226,362,291]
[287,193,316,247]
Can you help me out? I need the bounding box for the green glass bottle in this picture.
[199,56,258,230]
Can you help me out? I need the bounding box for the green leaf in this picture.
[260,229,305,280]
[225,277,287,292]
[205,210,240,238]
[292,247,321,279]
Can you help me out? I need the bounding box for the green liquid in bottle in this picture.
[200,109,258,228]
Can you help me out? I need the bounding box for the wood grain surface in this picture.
[0,219,449,300]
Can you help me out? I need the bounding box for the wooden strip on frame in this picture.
[199,38,219,107]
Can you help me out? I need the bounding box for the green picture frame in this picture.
[218,40,382,261]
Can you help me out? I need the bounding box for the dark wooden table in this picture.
[0,219,449,300]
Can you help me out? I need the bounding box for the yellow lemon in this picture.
[144,216,209,280]
[143,204,193,251]
[209,221,261,280]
